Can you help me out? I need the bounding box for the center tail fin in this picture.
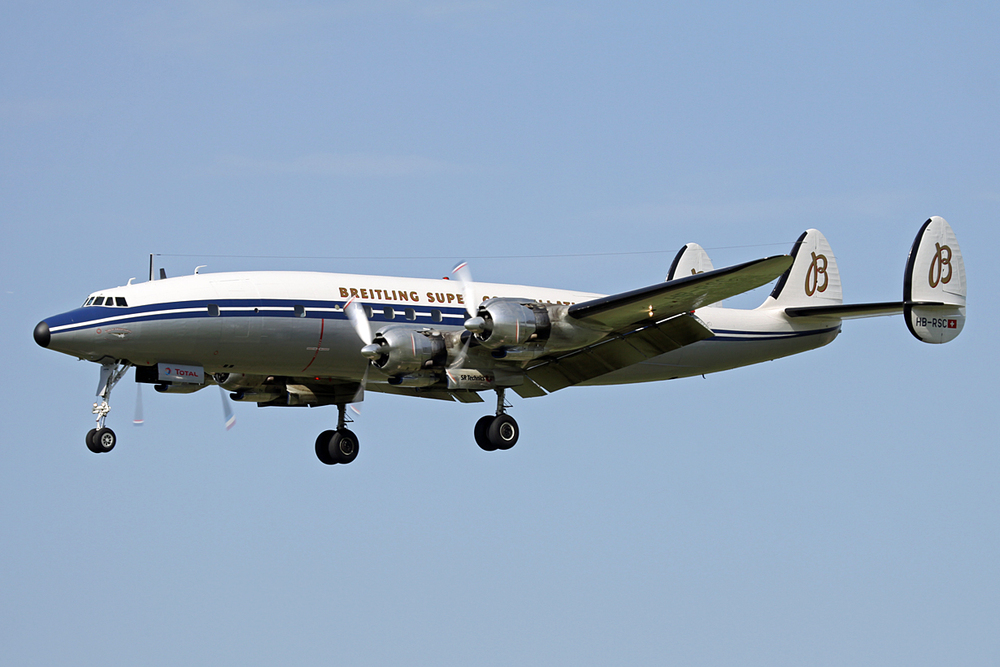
[759,229,843,310]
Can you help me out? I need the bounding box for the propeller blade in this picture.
[351,365,369,405]
[220,386,236,430]
[449,333,472,370]
[344,297,373,345]
[133,383,144,426]
[452,261,478,319]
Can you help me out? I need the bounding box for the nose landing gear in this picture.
[86,361,131,454]
[474,388,519,452]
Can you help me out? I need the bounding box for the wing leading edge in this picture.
[567,255,793,332]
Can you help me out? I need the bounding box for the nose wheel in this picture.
[474,388,519,452]
[85,361,130,454]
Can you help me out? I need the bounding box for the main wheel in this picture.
[488,414,518,450]
[93,427,116,453]
[474,415,496,451]
[315,430,337,465]
[86,428,100,454]
[331,429,359,464]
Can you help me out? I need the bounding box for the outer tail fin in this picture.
[760,229,843,309]
[904,216,966,343]
[667,243,714,280]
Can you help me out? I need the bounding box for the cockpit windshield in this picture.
[83,296,128,307]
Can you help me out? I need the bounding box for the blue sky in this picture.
[2,2,998,665]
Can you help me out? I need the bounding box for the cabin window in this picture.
[383,306,395,320]
[404,308,416,321]
[293,305,306,318]
[363,305,373,319]
[116,297,128,307]
[207,304,220,317]
[431,309,442,323]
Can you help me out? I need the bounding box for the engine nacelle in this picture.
[367,326,447,376]
[213,373,268,390]
[473,299,551,349]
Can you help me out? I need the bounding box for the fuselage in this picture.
[35,270,840,387]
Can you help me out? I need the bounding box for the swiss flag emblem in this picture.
[948,320,957,329]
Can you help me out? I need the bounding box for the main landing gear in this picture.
[474,388,519,452]
[315,403,360,465]
[86,360,131,454]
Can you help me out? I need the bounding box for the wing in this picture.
[567,255,793,331]
[520,311,715,394]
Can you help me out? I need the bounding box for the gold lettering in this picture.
[398,290,409,302]
[805,252,829,297]
[409,291,419,302]
[339,287,349,298]
[349,288,359,298]
[427,292,436,303]
[446,293,456,304]
[929,243,953,288]
[360,288,369,299]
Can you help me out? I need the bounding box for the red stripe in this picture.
[301,318,325,372]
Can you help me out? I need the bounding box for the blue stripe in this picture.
[707,325,840,342]
[47,299,469,333]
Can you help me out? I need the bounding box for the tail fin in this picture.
[904,216,966,343]
[760,229,843,309]
[667,243,714,280]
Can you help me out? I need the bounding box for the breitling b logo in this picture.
[804,252,829,297]
[929,243,953,288]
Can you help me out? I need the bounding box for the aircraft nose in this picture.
[33,321,51,348]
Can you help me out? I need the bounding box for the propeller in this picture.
[133,380,236,430]
[220,386,236,430]
[452,262,478,319]
[344,297,374,404]
[133,383,144,426]
[449,262,483,368]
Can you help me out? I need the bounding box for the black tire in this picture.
[93,427,116,453]
[315,430,337,465]
[488,414,518,450]
[474,415,496,451]
[86,428,101,454]
[331,429,359,464]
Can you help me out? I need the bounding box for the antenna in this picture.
[149,254,154,281]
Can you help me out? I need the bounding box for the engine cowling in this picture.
[472,298,551,349]
[213,373,268,390]
[366,326,447,376]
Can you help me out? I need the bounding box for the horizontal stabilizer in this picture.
[785,302,904,319]
[784,217,966,344]
[569,255,792,332]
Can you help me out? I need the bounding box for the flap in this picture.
[525,312,714,392]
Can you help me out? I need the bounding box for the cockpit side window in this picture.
[93,297,105,306]
[85,297,95,306]
[116,297,127,307]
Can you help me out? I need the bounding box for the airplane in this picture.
[33,217,966,465]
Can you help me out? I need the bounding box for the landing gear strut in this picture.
[474,388,519,452]
[315,403,360,465]
[86,361,131,454]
